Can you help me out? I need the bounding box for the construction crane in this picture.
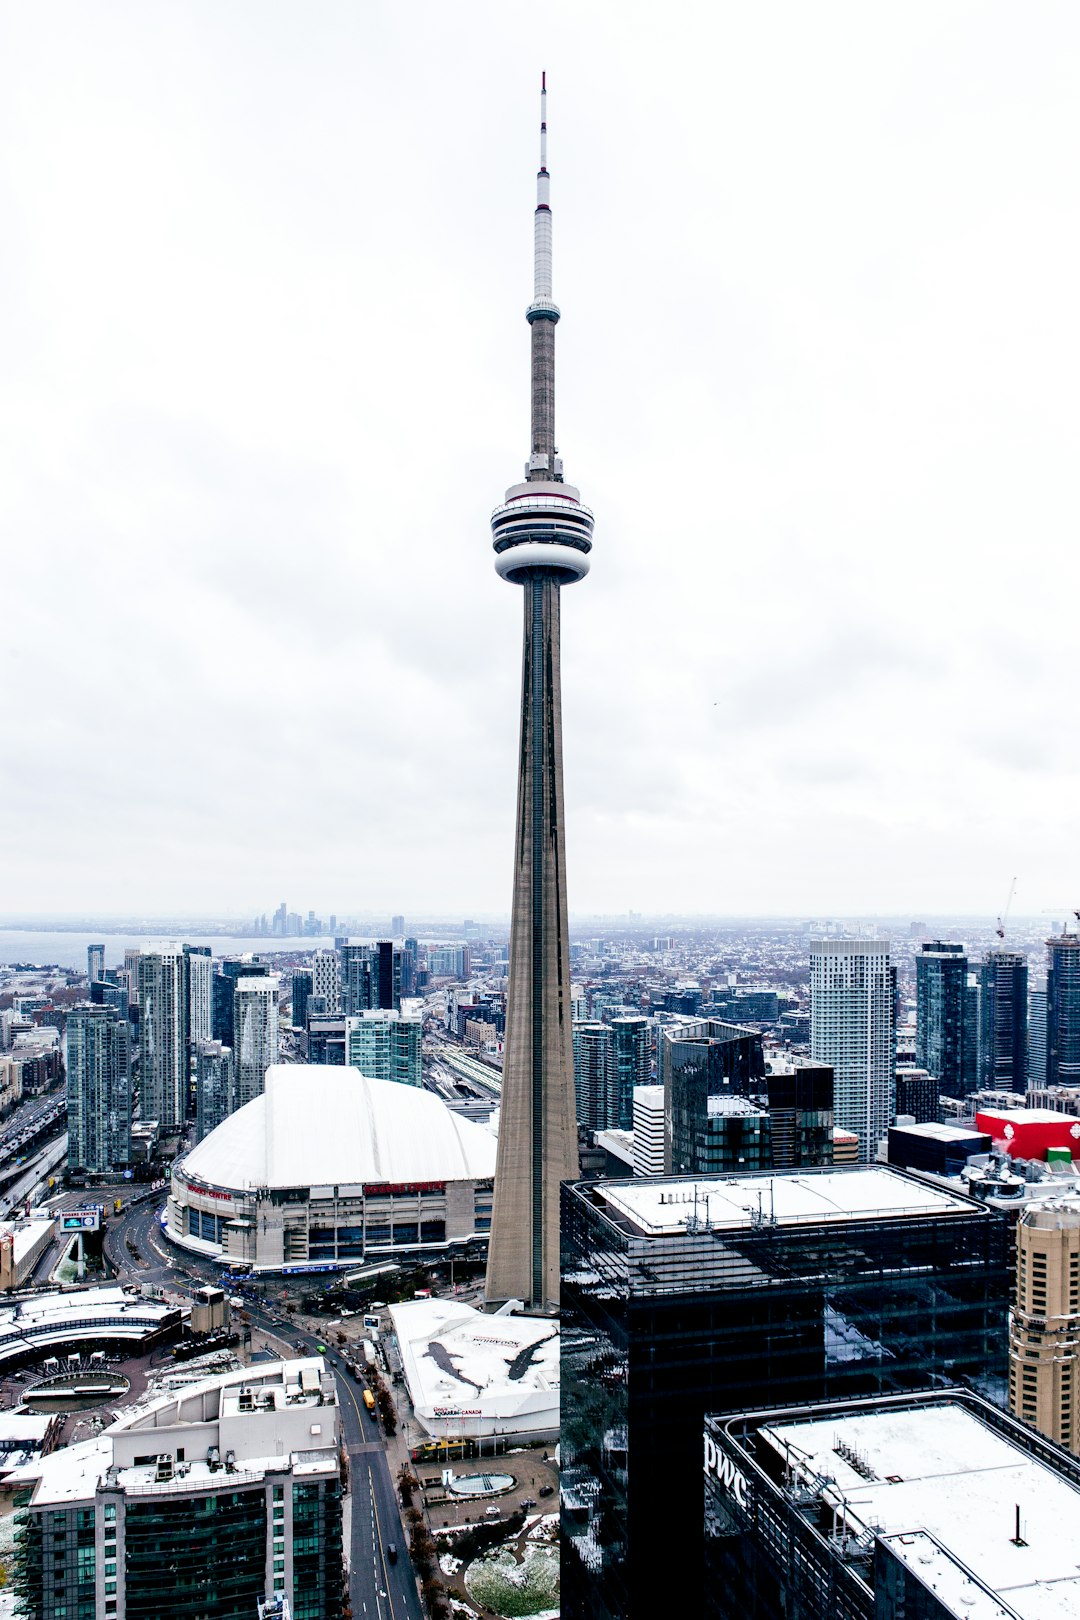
[996,878,1017,942]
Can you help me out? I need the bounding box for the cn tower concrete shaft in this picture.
[485,573,579,1308]
[485,76,593,1310]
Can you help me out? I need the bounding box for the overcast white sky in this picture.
[1,2,1077,920]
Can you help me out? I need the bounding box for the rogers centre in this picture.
[166,1065,496,1273]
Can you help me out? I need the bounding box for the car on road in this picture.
[386,1544,398,1564]
[539,1485,555,1498]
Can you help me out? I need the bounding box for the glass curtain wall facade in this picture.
[978,950,1028,1093]
[1047,934,1080,1087]
[609,1017,650,1131]
[662,1021,766,1175]
[915,942,969,1096]
[560,1172,1009,1620]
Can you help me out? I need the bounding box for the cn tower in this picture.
[485,75,593,1312]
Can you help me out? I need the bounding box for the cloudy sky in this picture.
[1,2,1077,920]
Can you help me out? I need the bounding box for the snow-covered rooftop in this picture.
[390,1298,558,1439]
[598,1168,974,1235]
[762,1402,1080,1619]
[11,1358,339,1505]
[180,1065,496,1191]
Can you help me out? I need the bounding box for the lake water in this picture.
[0,932,338,971]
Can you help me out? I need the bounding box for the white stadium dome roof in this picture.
[181,1065,497,1190]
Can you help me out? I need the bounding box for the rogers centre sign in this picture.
[186,1184,232,1203]
[703,1432,749,1508]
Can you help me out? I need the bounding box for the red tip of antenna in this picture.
[542,71,546,91]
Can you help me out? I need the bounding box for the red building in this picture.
[975,1106,1080,1161]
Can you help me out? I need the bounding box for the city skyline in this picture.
[2,6,1079,918]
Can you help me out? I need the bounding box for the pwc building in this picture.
[560,1167,1009,1620]
[704,1388,1080,1620]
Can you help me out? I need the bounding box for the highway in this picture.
[102,1197,421,1620]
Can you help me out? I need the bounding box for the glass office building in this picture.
[704,1388,1080,1620]
[662,1019,766,1175]
[560,1167,1009,1620]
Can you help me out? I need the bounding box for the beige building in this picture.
[1009,1197,1080,1450]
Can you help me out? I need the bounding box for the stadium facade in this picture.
[166,1065,495,1272]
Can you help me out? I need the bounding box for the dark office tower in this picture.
[963,972,980,1094]
[86,943,104,984]
[915,940,969,1095]
[978,949,1028,1093]
[609,1016,650,1131]
[560,1168,1010,1620]
[572,1022,615,1132]
[485,77,593,1311]
[1047,933,1080,1086]
[661,1020,766,1175]
[291,970,313,1031]
[195,1039,232,1142]
[766,1061,834,1167]
[66,1003,131,1173]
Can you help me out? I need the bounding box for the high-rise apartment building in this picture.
[86,944,105,985]
[310,950,340,1018]
[915,940,968,1095]
[1029,974,1049,1088]
[1009,1196,1080,1453]
[184,944,213,1049]
[631,1085,665,1175]
[123,948,140,1012]
[609,1016,649,1131]
[572,1022,615,1132]
[339,942,401,1015]
[11,1357,343,1620]
[391,915,405,936]
[485,77,592,1311]
[213,958,270,1045]
[195,1040,233,1142]
[344,1011,421,1087]
[561,1167,1009,1620]
[810,939,894,1162]
[1047,933,1080,1087]
[65,1004,131,1173]
[662,1019,765,1175]
[978,948,1028,1092]
[137,945,188,1131]
[894,1064,938,1123]
[232,976,279,1112]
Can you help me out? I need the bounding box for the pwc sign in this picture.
[704,1431,749,1509]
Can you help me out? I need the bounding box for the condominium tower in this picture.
[1009,1197,1080,1453]
[66,1003,131,1173]
[915,940,968,1095]
[1047,932,1080,1087]
[485,77,593,1309]
[810,939,893,1161]
[232,976,280,1112]
[137,945,188,1131]
[978,948,1028,1093]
